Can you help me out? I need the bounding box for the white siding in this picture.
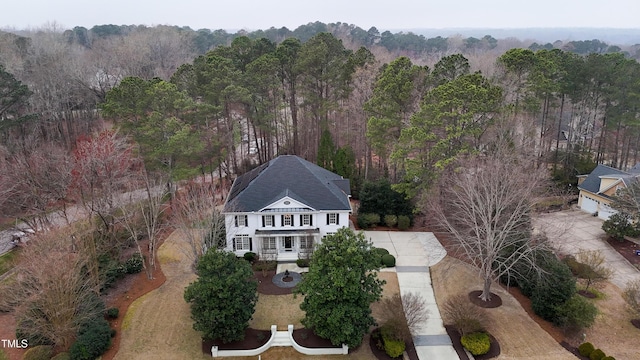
[224,209,349,257]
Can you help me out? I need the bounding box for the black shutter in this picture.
[281,215,284,226]
[310,215,313,226]
[234,216,238,227]
[271,216,275,226]
[233,238,237,251]
[336,214,340,225]
[300,215,303,226]
[244,215,248,226]
[326,214,330,225]
[249,238,253,251]
[262,216,265,227]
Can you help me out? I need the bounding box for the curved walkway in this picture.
[364,231,459,360]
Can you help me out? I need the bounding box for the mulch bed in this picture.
[468,290,503,308]
[560,341,590,359]
[577,289,597,298]
[444,326,501,360]
[605,236,640,267]
[368,328,419,360]
[254,270,296,295]
[292,328,341,348]
[201,328,271,354]
[200,327,342,355]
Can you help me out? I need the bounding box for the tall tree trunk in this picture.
[553,94,565,172]
[480,276,493,301]
[289,82,299,155]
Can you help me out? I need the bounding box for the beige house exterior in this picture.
[577,163,640,220]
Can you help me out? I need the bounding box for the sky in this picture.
[1,0,639,31]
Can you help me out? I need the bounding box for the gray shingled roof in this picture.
[223,155,351,212]
[578,164,629,194]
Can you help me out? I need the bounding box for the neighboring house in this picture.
[577,163,640,220]
[222,155,351,261]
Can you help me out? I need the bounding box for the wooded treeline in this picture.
[1,22,640,217]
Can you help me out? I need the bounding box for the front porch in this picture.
[255,229,318,262]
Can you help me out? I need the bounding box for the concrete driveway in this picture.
[534,209,640,290]
[364,231,458,360]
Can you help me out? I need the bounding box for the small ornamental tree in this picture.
[622,279,640,318]
[575,250,613,291]
[295,228,385,348]
[184,250,258,343]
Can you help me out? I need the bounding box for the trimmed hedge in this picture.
[51,353,71,360]
[397,215,410,231]
[296,258,309,268]
[578,342,595,357]
[106,307,119,319]
[460,332,490,356]
[380,325,406,358]
[383,337,405,358]
[384,215,398,228]
[357,213,381,229]
[590,349,605,360]
[243,252,257,262]
[381,254,396,268]
[372,247,389,257]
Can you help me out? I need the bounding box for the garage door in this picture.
[599,204,616,221]
[581,196,598,214]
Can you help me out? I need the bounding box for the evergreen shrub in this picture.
[384,215,398,228]
[105,307,119,319]
[460,332,490,356]
[243,252,257,262]
[589,349,605,360]
[397,216,410,230]
[578,342,595,357]
[124,253,143,274]
[382,254,396,267]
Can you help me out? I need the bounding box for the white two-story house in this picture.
[222,155,351,261]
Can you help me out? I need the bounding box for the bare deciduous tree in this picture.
[0,228,101,351]
[432,150,549,301]
[575,250,614,291]
[1,139,72,231]
[623,279,640,319]
[172,182,226,270]
[441,293,490,335]
[119,172,168,279]
[72,129,138,233]
[379,292,429,341]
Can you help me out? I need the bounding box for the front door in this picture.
[283,236,294,252]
